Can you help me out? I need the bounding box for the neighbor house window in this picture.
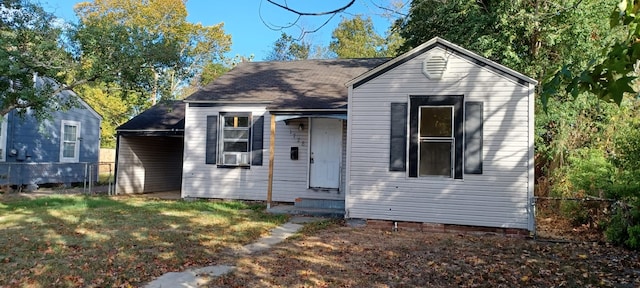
[418,106,454,177]
[219,113,250,166]
[60,120,80,162]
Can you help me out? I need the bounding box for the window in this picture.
[60,120,80,162]
[418,106,454,177]
[219,113,251,166]
[390,96,483,178]
[205,112,264,167]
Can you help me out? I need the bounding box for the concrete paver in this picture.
[144,216,326,287]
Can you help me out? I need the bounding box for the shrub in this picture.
[605,197,640,250]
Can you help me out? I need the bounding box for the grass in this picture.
[214,226,640,287]
[0,195,288,287]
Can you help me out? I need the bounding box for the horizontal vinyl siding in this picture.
[116,136,183,194]
[183,109,343,202]
[272,118,312,201]
[182,105,269,200]
[347,47,532,230]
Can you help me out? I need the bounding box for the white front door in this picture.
[309,118,342,189]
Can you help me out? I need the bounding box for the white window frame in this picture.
[218,113,251,166]
[60,120,81,163]
[418,105,454,178]
[0,115,7,162]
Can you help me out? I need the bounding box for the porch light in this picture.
[298,123,304,131]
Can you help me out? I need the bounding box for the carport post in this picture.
[267,114,276,209]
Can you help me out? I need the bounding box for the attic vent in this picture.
[422,55,448,80]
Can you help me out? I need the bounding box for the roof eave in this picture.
[183,99,273,104]
[267,108,347,114]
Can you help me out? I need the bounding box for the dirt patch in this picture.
[213,224,640,287]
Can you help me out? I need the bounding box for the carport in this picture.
[115,101,184,194]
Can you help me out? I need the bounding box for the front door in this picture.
[309,118,342,189]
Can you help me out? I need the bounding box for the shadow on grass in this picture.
[0,195,287,287]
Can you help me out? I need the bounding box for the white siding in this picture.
[181,105,269,200]
[346,47,534,230]
[116,136,183,194]
[271,118,345,201]
[181,106,343,202]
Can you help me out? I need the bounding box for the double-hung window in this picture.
[60,120,80,163]
[418,106,454,177]
[219,113,250,166]
[390,96,483,178]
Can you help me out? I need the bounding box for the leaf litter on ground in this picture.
[214,223,640,288]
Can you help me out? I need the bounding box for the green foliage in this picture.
[2,0,231,139]
[550,147,614,226]
[565,148,614,195]
[542,0,640,107]
[265,33,310,61]
[198,62,230,87]
[330,15,386,58]
[398,0,616,81]
[0,0,76,119]
[606,198,640,249]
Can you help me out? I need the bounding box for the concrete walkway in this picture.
[144,216,323,288]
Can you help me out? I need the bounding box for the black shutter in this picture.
[251,115,264,166]
[389,103,407,171]
[205,115,218,164]
[464,102,483,174]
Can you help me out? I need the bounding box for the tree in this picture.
[397,0,617,82]
[0,0,76,119]
[75,83,131,148]
[265,33,310,61]
[329,15,386,58]
[74,0,232,104]
[542,0,640,106]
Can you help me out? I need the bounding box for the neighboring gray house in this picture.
[0,82,102,187]
[115,100,184,194]
[115,37,537,233]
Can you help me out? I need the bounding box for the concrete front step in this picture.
[268,205,345,218]
[294,198,345,209]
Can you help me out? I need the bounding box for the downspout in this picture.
[266,114,276,209]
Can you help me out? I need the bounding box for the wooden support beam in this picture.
[267,114,276,209]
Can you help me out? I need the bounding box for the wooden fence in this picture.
[99,148,116,174]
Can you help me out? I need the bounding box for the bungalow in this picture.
[0,78,102,189]
[115,37,537,232]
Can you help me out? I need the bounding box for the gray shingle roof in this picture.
[117,100,185,131]
[185,58,390,110]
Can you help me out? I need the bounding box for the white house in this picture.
[345,38,537,232]
[115,37,537,233]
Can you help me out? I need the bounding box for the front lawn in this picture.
[0,195,287,287]
[215,224,640,287]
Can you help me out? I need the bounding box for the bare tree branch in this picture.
[367,0,408,17]
[266,0,356,16]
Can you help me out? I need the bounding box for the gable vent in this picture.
[422,55,448,80]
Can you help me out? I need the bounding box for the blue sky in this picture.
[42,0,401,61]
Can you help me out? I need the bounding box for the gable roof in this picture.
[185,58,389,110]
[347,37,538,88]
[33,76,103,120]
[116,100,185,132]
